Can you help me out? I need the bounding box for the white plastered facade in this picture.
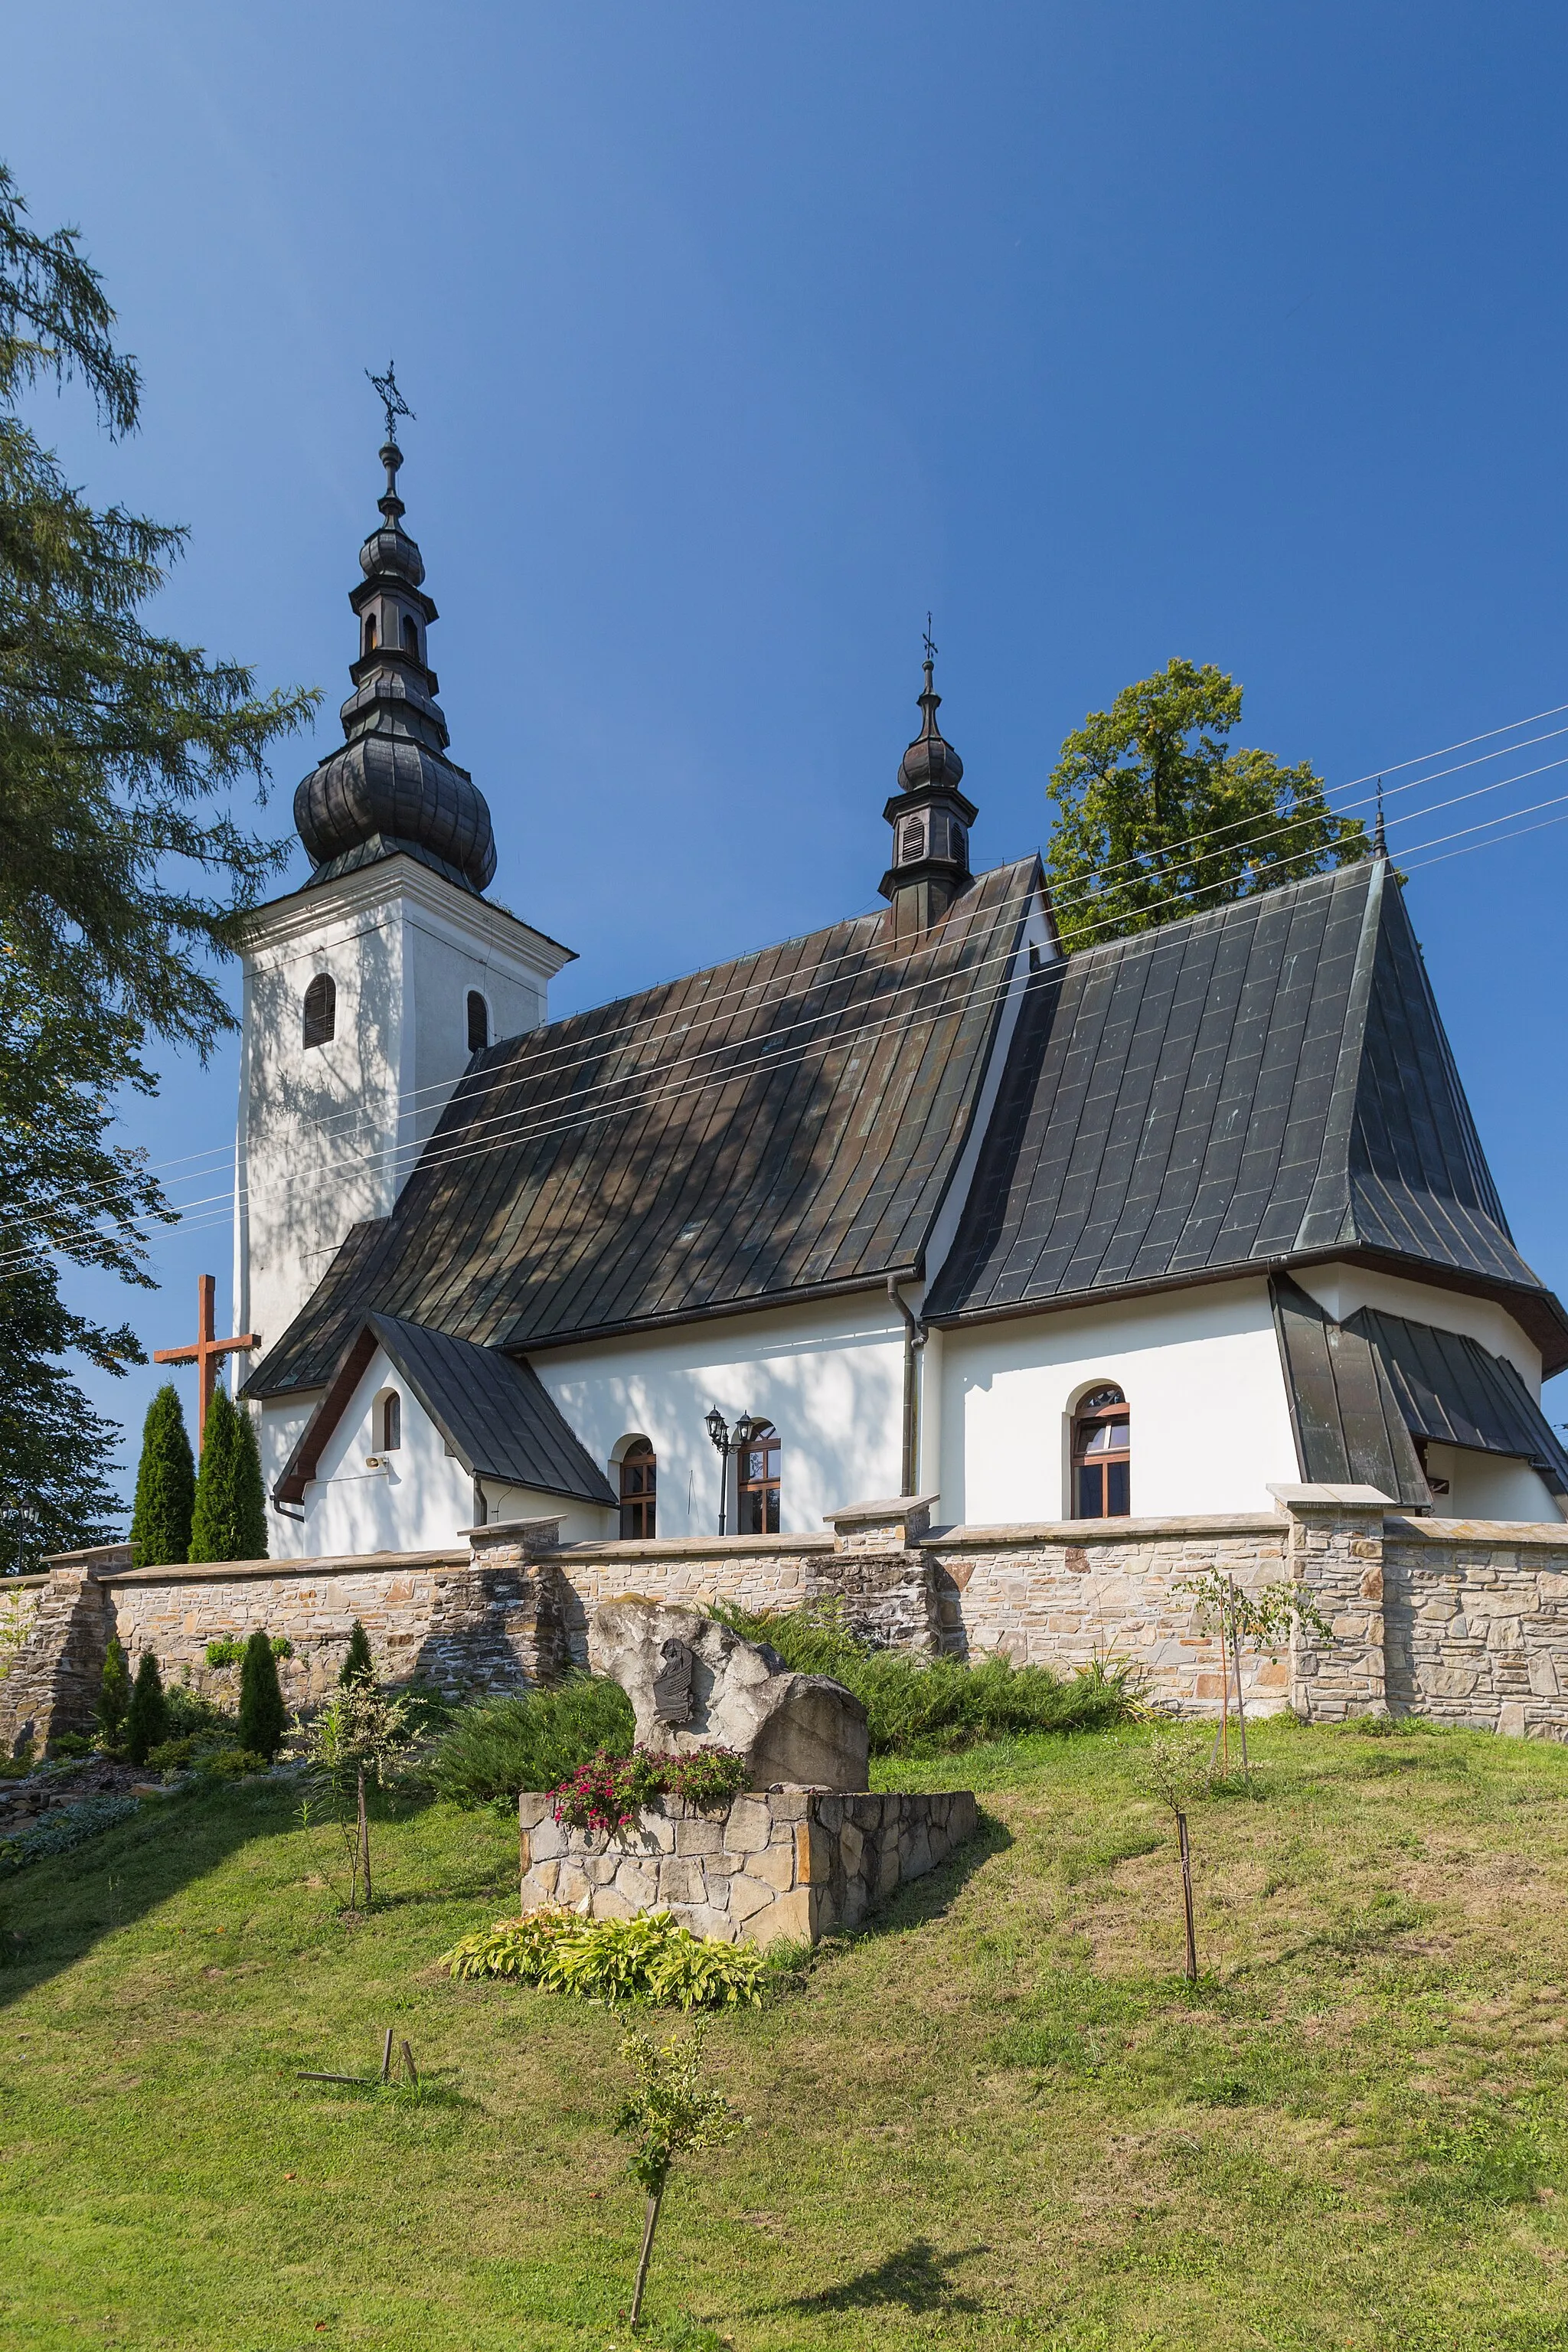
[930,1263,1563,1527]
[234,856,570,1384]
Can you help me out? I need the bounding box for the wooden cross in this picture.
[153,1275,258,1451]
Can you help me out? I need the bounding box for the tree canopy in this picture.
[0,162,315,1567]
[1043,659,1368,952]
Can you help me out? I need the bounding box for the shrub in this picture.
[441,1905,766,2011]
[129,1383,194,1567]
[188,1389,268,1563]
[96,1635,130,1745]
[648,1749,750,1812]
[237,1628,286,1759]
[339,1619,374,1687]
[145,1736,197,1774]
[430,1676,635,1808]
[195,1746,267,1781]
[714,1602,1137,1753]
[0,1793,140,1874]
[125,1651,168,1766]
[47,1731,94,1762]
[205,1638,246,1669]
[164,1683,229,1740]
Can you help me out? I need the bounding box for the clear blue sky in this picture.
[9,1,1568,1492]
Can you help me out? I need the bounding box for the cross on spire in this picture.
[367,358,415,449]
[152,1276,258,1451]
[923,612,938,666]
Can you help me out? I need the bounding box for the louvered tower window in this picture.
[303,972,336,1048]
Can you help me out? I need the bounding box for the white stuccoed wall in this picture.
[939,1278,1302,1523]
[531,1295,907,1540]
[1293,1263,1544,1391]
[263,1344,610,1558]
[233,855,570,1382]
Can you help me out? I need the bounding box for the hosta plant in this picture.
[440,1904,765,2011]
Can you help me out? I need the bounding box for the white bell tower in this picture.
[234,391,573,1381]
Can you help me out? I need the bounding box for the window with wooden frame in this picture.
[303,972,336,1048]
[737,1423,781,1534]
[1071,1386,1129,1518]
[619,1439,657,1538]
[381,1391,400,1452]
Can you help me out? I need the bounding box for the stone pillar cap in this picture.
[825,1494,940,1528]
[1267,1483,1393,1510]
[462,1514,564,1548]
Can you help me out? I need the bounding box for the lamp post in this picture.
[704,1408,763,1537]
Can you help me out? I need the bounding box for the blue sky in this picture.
[8,1,1568,1488]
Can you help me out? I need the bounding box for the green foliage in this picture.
[714,1602,1136,1753]
[236,1628,285,1760]
[1043,658,1368,952]
[443,1904,767,2011]
[0,167,315,1557]
[124,1648,168,1766]
[129,1384,194,1567]
[204,1638,244,1668]
[0,1790,139,1873]
[339,1619,374,1686]
[96,1633,130,1742]
[1143,1726,1215,1816]
[0,1585,36,1678]
[194,1746,267,1782]
[188,1390,268,1564]
[294,1677,420,1909]
[648,1748,750,1811]
[614,2016,744,2194]
[163,1682,228,1740]
[144,1736,196,1774]
[1176,1570,1333,1653]
[429,1677,635,1808]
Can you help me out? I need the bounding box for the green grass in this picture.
[7,1719,1568,2347]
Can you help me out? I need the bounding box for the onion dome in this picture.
[880,641,978,938]
[294,428,497,895]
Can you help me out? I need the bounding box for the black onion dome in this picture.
[294,436,496,896]
[897,658,965,794]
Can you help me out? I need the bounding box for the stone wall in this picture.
[516,1786,980,1945]
[1382,1515,1568,1738]
[16,1490,1568,1753]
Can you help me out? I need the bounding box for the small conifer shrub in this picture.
[188,1390,268,1564]
[125,1650,169,1766]
[129,1385,195,1567]
[237,1628,286,1760]
[96,1635,130,1745]
[339,1619,374,1687]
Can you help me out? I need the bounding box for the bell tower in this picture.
[879,632,978,942]
[234,375,573,1380]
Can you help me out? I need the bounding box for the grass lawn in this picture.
[5,1717,1568,2350]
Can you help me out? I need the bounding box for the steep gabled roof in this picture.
[249,859,1040,1399]
[926,859,1568,1371]
[273,1313,617,1508]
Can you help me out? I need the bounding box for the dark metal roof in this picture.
[248,859,1040,1400]
[271,1314,616,1508]
[1349,1307,1568,1494]
[926,858,1568,1370]
[1271,1276,1431,1506]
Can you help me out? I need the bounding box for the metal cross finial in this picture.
[1374,776,1387,857]
[923,612,938,666]
[367,358,415,447]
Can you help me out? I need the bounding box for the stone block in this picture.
[529,1815,565,1860]
[749,1839,796,1892]
[840,1821,864,1871]
[1499,1702,1527,1740]
[728,1873,774,1923]
[656,1857,707,1906]
[615,1860,660,1910]
[724,1797,774,1855]
[674,1818,724,1857]
[747,1886,816,1948]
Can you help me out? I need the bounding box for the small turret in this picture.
[879,630,978,940]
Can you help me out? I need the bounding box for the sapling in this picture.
[237,1628,286,1760]
[125,1650,168,1766]
[1175,1571,1333,1782]
[294,1679,417,1907]
[613,2018,743,2330]
[1144,1729,1213,1980]
[96,1635,130,1746]
[339,1619,374,1687]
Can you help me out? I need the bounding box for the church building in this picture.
[234,427,1568,1556]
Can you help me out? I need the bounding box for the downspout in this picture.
[887,1276,926,1498]
[472,1475,488,1528]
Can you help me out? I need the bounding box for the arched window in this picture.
[619,1439,656,1538]
[466,991,488,1052]
[381,1391,400,1452]
[737,1422,781,1534]
[402,612,419,656]
[363,612,377,652]
[1072,1386,1129,1518]
[303,972,336,1048]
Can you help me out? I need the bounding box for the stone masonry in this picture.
[516,1786,981,1946]
[11,1488,1568,1751]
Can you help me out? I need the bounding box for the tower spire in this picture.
[291,374,498,896]
[878,626,978,941]
[1374,777,1387,858]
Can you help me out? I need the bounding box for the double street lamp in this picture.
[704,1406,766,1537]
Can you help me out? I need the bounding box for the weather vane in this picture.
[923,612,938,665]
[367,358,415,447]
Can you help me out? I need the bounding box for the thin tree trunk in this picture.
[1231,1618,1250,1782]
[357,1769,371,1906]
[629,2183,665,2330]
[1176,1809,1197,1981]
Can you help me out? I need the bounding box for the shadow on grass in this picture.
[853,1802,1013,1942]
[783,2239,987,2314]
